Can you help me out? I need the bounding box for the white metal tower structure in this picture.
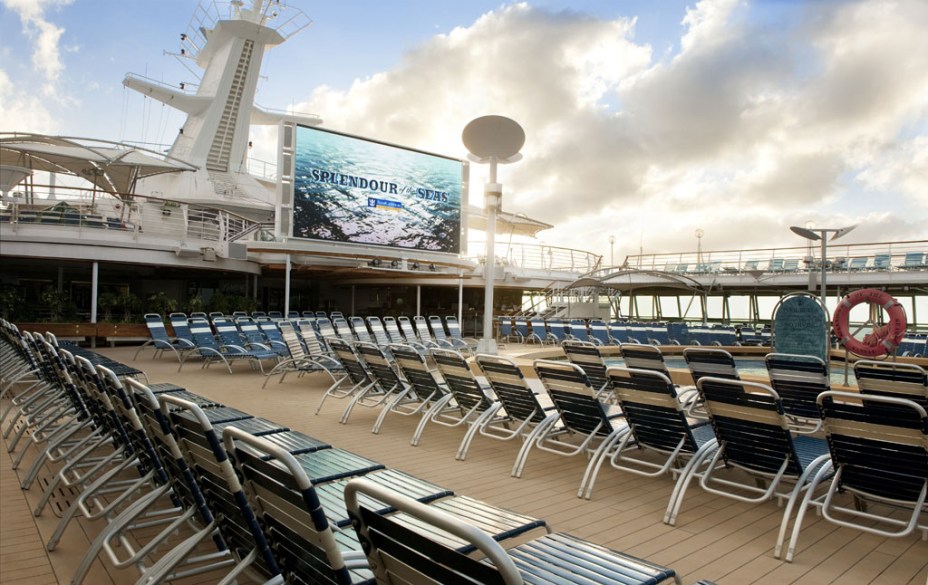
[124,0,322,217]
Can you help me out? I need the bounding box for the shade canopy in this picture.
[466,205,552,237]
[0,133,196,196]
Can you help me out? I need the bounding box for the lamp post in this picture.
[608,235,615,267]
[463,116,525,355]
[789,224,857,304]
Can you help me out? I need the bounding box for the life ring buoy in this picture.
[832,288,907,357]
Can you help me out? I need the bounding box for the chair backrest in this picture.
[315,317,339,341]
[683,348,739,386]
[223,427,361,584]
[258,320,286,346]
[529,317,549,342]
[872,253,891,269]
[853,360,927,408]
[849,257,869,270]
[331,316,355,343]
[382,316,405,343]
[609,321,631,343]
[586,319,611,345]
[389,344,445,402]
[398,316,420,342]
[169,312,193,341]
[213,316,246,347]
[818,391,928,505]
[562,340,609,392]
[608,366,704,455]
[411,315,433,342]
[349,316,373,344]
[277,324,307,360]
[143,313,171,344]
[533,359,617,437]
[445,316,467,341]
[618,343,672,378]
[327,338,373,387]
[546,319,570,343]
[903,251,925,269]
[498,316,514,338]
[235,316,267,345]
[696,377,803,477]
[188,317,220,350]
[430,348,493,412]
[513,319,531,339]
[124,378,219,528]
[475,354,548,424]
[354,341,403,393]
[428,315,449,341]
[162,395,281,580]
[345,478,521,585]
[764,353,830,421]
[366,316,393,346]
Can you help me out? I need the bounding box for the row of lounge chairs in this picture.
[503,316,928,356]
[313,335,928,564]
[0,319,699,585]
[663,251,928,274]
[136,311,480,375]
[499,317,771,347]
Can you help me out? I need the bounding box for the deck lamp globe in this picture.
[463,115,525,354]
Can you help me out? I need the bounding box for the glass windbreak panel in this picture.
[658,296,680,318]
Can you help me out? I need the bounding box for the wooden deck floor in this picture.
[2,344,926,585]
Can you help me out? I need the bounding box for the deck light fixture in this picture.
[463,115,525,354]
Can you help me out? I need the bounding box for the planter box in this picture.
[15,322,150,346]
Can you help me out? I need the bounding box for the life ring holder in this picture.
[832,288,907,357]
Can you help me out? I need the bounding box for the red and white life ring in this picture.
[832,288,907,357]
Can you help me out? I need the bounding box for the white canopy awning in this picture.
[0,133,196,196]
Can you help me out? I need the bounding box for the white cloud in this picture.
[2,0,74,97]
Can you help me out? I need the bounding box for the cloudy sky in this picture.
[1,0,926,263]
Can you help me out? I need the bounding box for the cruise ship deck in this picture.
[3,343,926,585]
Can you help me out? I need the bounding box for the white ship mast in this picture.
[124,0,321,217]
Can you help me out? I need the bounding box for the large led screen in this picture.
[291,125,464,254]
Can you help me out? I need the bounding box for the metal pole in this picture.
[479,159,501,354]
[90,262,99,324]
[284,254,291,315]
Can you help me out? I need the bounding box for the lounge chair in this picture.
[902,251,926,270]
[414,315,452,349]
[371,344,450,438]
[209,317,280,374]
[349,316,374,344]
[848,256,869,270]
[429,348,509,460]
[498,316,519,343]
[665,377,832,562]
[853,360,927,408]
[512,318,532,343]
[133,313,195,362]
[255,319,291,356]
[527,317,554,345]
[683,347,739,385]
[340,341,408,424]
[871,253,892,270]
[581,366,716,499]
[561,340,610,396]
[523,360,628,494]
[444,315,478,352]
[782,391,928,562]
[546,318,574,344]
[67,369,236,585]
[345,477,683,585]
[314,338,378,418]
[764,353,830,433]
[365,316,394,347]
[262,322,342,388]
[586,319,613,345]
